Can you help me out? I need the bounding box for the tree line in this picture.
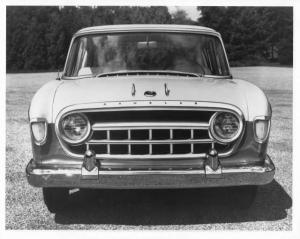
[6,6,293,72]
[198,7,293,66]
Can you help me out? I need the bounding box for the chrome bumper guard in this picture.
[26,156,275,189]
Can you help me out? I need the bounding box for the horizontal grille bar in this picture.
[82,154,208,160]
[92,122,209,130]
[88,139,214,144]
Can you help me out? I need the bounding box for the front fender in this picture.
[29,80,64,123]
[234,79,272,121]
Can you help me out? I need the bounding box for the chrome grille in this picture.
[87,122,213,157]
[60,108,241,159]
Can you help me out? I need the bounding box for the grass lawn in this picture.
[6,67,292,230]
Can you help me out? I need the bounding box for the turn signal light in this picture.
[254,118,270,143]
[31,120,47,145]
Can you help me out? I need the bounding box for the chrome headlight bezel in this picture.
[58,113,91,145]
[209,111,244,144]
[30,118,48,146]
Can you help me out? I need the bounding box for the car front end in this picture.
[26,24,275,211]
[27,99,274,189]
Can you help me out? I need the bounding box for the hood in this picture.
[53,76,248,119]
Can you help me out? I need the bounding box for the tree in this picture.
[7,7,32,71]
[6,6,293,72]
[112,6,172,24]
[46,6,89,70]
[6,6,174,72]
[197,6,293,66]
[260,7,293,64]
[171,9,196,25]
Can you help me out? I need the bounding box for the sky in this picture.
[168,6,200,21]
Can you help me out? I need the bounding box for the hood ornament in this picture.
[144,91,156,97]
[131,83,136,96]
[164,83,170,96]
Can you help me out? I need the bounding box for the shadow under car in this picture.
[54,180,291,226]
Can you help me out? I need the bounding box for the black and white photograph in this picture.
[1,0,298,235]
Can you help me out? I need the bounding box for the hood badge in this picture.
[144,91,157,97]
[133,84,169,97]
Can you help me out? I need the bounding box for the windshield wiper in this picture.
[96,70,201,78]
[62,72,231,80]
[62,74,95,80]
[201,74,233,79]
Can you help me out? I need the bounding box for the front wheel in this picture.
[43,188,70,213]
[226,185,258,209]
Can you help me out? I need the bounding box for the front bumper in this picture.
[26,155,275,189]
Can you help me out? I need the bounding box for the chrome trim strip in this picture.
[92,122,209,130]
[62,36,75,77]
[95,153,207,160]
[98,170,205,175]
[219,34,232,77]
[55,101,244,120]
[29,168,80,175]
[88,139,213,145]
[74,27,220,38]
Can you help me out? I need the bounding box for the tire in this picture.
[227,185,258,209]
[43,188,70,213]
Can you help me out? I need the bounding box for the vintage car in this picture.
[26,24,275,212]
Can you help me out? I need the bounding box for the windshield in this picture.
[64,32,230,77]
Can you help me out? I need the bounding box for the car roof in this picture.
[75,24,220,37]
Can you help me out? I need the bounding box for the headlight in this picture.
[210,112,243,143]
[59,113,91,144]
[254,117,270,143]
[31,120,47,145]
